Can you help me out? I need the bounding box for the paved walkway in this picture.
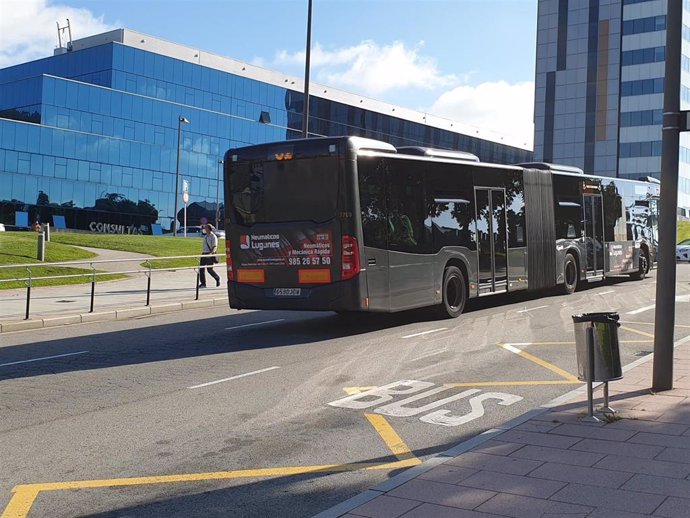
[317,340,690,518]
[0,247,228,332]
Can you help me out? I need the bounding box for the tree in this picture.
[36,191,49,206]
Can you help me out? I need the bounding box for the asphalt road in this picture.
[2,265,689,518]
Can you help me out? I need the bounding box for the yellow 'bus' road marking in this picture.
[523,340,654,345]
[1,487,39,518]
[365,413,419,462]
[620,325,655,339]
[499,343,580,382]
[343,387,376,395]
[446,380,579,387]
[496,342,574,346]
[2,413,419,518]
[620,321,690,329]
[2,458,421,518]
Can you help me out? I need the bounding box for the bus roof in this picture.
[396,146,480,162]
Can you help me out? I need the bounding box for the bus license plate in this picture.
[273,288,301,296]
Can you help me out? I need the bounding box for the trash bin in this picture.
[572,312,622,382]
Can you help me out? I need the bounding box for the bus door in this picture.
[475,188,508,294]
[583,194,604,276]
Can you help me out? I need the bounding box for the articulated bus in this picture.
[223,136,659,318]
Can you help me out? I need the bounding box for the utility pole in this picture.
[302,0,313,138]
[652,0,682,391]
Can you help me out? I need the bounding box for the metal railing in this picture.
[0,254,225,320]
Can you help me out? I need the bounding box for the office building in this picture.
[0,29,532,232]
[534,0,690,217]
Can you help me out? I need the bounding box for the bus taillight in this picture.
[341,235,360,280]
[226,241,234,281]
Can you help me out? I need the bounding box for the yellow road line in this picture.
[343,386,376,395]
[446,380,579,387]
[497,341,575,346]
[1,487,39,518]
[525,340,654,345]
[2,413,420,518]
[620,325,655,339]
[365,413,419,462]
[620,321,690,328]
[499,343,580,382]
[2,458,420,518]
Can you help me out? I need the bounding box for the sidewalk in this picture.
[0,247,228,332]
[318,340,690,518]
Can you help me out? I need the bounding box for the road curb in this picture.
[0,298,228,333]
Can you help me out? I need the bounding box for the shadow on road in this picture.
[0,274,655,382]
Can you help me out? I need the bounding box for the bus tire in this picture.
[562,253,579,295]
[631,251,648,280]
[439,266,466,318]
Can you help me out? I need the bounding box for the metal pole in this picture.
[302,0,313,138]
[25,268,32,320]
[25,285,31,320]
[216,159,223,229]
[583,324,600,423]
[653,0,682,391]
[145,260,152,306]
[173,116,189,236]
[89,266,96,313]
[600,382,614,415]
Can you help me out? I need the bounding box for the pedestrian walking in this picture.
[199,224,221,288]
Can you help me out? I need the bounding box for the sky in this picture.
[0,0,538,147]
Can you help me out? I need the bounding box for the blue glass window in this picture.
[623,16,666,35]
[622,47,665,66]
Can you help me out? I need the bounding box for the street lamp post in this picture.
[302,0,313,137]
[173,116,189,236]
[216,159,223,229]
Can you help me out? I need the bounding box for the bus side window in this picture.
[556,200,581,239]
[431,198,473,251]
[358,159,388,249]
[388,167,426,253]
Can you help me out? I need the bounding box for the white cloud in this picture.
[0,0,115,69]
[429,81,535,147]
[272,40,461,97]
[267,41,533,147]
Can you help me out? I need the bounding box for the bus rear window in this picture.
[229,157,339,225]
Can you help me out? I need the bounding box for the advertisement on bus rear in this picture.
[236,228,333,269]
[607,241,634,273]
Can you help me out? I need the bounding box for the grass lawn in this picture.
[0,232,125,289]
[50,233,225,268]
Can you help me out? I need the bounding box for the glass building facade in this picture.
[534,0,690,217]
[0,29,532,233]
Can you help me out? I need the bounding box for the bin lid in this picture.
[572,312,620,324]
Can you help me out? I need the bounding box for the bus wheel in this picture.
[439,266,466,318]
[631,252,648,280]
[562,253,579,295]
